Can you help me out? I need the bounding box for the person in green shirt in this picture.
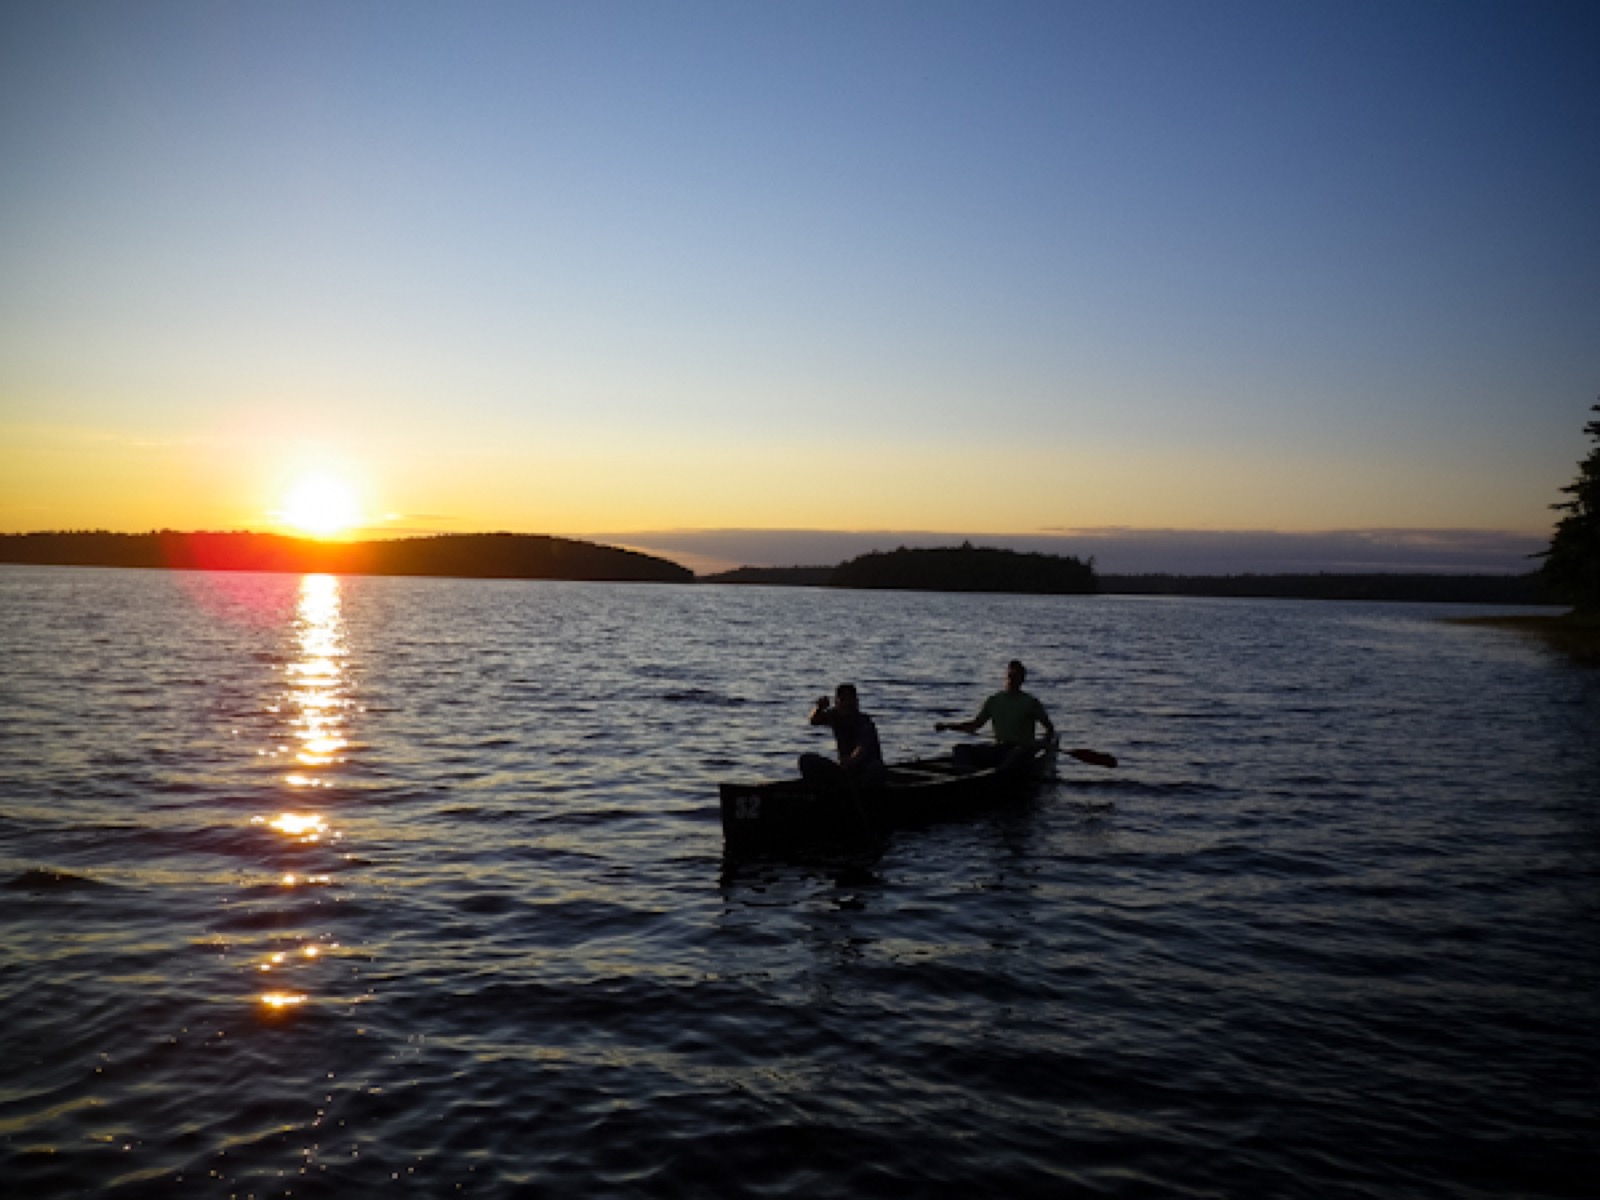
[937,659,1055,764]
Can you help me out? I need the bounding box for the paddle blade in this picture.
[1066,748,1117,768]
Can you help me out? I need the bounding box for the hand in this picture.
[815,696,831,709]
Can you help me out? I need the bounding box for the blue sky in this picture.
[2,1,1597,572]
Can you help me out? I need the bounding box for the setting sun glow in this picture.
[277,472,362,539]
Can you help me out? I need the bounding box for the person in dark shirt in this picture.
[800,683,887,790]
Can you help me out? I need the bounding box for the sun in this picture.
[277,471,363,539]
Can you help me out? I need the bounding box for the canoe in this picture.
[719,742,1057,853]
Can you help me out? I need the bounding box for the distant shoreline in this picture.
[0,530,1561,607]
[1448,612,1600,663]
[0,531,693,584]
[702,563,1555,606]
[1096,572,1553,605]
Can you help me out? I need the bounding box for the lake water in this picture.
[1,565,1595,1199]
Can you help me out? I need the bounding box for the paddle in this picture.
[936,725,1119,770]
[1063,748,1117,769]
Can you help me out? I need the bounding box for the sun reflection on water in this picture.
[254,812,332,842]
[286,575,351,773]
[281,873,332,887]
[246,574,357,1014]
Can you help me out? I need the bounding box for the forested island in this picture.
[701,555,1553,604]
[0,531,693,583]
[831,545,1098,593]
[701,546,1100,594]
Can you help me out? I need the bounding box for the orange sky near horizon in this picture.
[0,416,1567,546]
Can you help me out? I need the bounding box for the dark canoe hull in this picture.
[719,745,1056,853]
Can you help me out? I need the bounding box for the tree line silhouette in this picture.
[828,544,1098,594]
[3,531,1566,605]
[0,531,692,583]
[1541,400,1599,614]
[701,553,1551,603]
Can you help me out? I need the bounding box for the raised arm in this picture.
[809,695,833,726]
[936,713,987,735]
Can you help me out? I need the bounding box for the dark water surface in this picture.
[2,566,1595,1198]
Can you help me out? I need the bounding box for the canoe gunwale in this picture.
[719,745,1054,852]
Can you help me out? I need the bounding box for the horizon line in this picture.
[2,524,1552,578]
